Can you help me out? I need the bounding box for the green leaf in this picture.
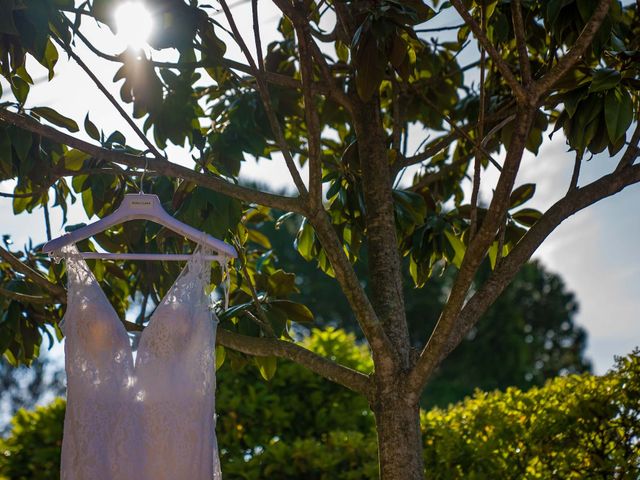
[443,230,465,268]
[215,345,226,370]
[247,228,272,249]
[63,149,90,171]
[43,39,58,80]
[31,107,79,132]
[255,356,277,381]
[604,88,633,144]
[266,270,296,297]
[84,113,100,141]
[509,184,536,209]
[11,76,29,104]
[511,208,542,227]
[335,41,349,62]
[11,128,32,162]
[295,219,315,261]
[589,68,621,93]
[270,300,314,324]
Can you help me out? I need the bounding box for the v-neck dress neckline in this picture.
[57,243,209,368]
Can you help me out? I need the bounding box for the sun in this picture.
[114,2,153,49]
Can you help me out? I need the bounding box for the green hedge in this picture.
[1,330,638,479]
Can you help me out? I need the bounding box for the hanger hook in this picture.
[139,157,148,194]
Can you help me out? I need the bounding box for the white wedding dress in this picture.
[54,244,222,480]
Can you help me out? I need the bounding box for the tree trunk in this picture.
[373,392,424,479]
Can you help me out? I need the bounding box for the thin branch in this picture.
[51,35,164,161]
[416,23,465,33]
[219,0,309,199]
[569,152,582,192]
[251,0,265,74]
[408,113,513,193]
[481,114,516,148]
[0,246,65,298]
[239,252,275,337]
[0,185,50,198]
[0,108,303,213]
[401,130,463,169]
[511,0,532,85]
[616,122,640,171]
[310,26,337,42]
[0,286,53,305]
[533,0,611,99]
[293,21,324,211]
[421,93,502,172]
[408,158,470,191]
[449,0,528,104]
[494,212,507,268]
[400,101,516,169]
[470,8,487,240]
[216,328,372,395]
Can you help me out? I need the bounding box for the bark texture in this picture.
[372,388,424,479]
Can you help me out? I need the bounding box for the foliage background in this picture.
[0,330,637,479]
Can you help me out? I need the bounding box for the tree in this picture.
[0,0,638,477]
[263,214,591,405]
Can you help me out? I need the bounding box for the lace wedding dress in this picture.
[54,244,222,480]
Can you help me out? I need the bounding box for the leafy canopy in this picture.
[0,0,637,372]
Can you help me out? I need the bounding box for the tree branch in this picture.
[421,93,502,172]
[569,152,582,192]
[407,107,536,397]
[52,34,164,161]
[511,0,532,85]
[616,122,640,171]
[408,158,640,393]
[449,0,528,104]
[470,8,487,239]
[306,209,397,371]
[219,0,309,199]
[399,100,516,171]
[442,161,640,370]
[0,246,65,298]
[533,0,611,99]
[0,109,303,214]
[295,22,324,211]
[0,286,53,305]
[217,328,372,395]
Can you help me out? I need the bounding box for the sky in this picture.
[0,1,638,376]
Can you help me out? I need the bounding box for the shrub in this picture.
[422,349,640,479]
[1,332,638,479]
[0,398,65,480]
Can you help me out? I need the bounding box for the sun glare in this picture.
[114,2,153,49]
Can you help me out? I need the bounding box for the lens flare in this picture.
[114,2,153,49]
